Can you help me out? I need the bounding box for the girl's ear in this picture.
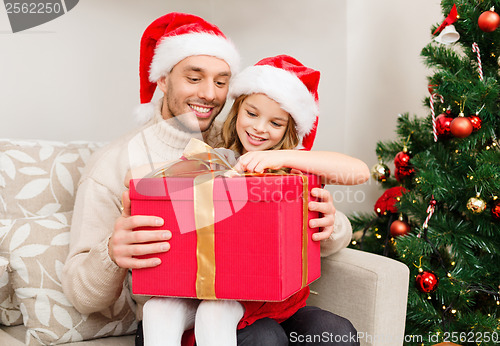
[157,76,168,93]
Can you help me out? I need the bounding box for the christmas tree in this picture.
[349,1,500,344]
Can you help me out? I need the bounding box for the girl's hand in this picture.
[309,188,335,241]
[233,150,292,173]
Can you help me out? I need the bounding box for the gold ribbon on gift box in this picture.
[148,138,310,299]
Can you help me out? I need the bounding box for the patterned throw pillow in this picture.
[5,213,137,345]
[0,139,103,220]
[0,139,103,326]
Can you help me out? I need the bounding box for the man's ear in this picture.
[157,76,168,93]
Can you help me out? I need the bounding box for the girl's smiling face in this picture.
[235,93,290,154]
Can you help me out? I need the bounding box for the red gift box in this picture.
[130,173,321,301]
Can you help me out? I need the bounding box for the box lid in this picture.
[130,174,319,202]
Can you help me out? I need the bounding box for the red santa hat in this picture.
[137,12,240,123]
[228,55,320,150]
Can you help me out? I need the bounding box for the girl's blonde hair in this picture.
[219,94,300,155]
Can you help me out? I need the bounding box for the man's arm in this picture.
[62,177,128,314]
[62,178,170,314]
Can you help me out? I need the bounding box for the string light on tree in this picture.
[486,136,500,151]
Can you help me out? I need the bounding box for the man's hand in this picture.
[308,188,335,241]
[108,191,171,269]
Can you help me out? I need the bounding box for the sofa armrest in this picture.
[0,326,24,346]
[307,248,409,346]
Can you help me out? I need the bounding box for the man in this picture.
[62,12,357,345]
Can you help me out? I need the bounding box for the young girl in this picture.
[142,55,368,346]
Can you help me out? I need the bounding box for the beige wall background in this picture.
[0,0,442,215]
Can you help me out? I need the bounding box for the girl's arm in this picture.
[233,150,369,185]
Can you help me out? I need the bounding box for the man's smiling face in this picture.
[158,55,231,133]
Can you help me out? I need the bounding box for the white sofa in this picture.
[0,139,409,346]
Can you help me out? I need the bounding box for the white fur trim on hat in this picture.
[149,32,240,81]
[228,65,318,139]
[134,102,156,125]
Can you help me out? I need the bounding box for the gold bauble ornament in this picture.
[466,195,486,214]
[371,163,390,182]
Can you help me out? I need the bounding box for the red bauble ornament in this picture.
[428,84,438,94]
[435,113,453,138]
[415,271,439,293]
[394,146,413,182]
[468,114,482,132]
[395,166,415,182]
[491,200,500,220]
[394,151,411,168]
[390,219,410,237]
[450,116,473,138]
[478,10,500,32]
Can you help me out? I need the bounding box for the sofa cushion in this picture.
[0,139,103,220]
[0,139,103,327]
[5,213,137,345]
